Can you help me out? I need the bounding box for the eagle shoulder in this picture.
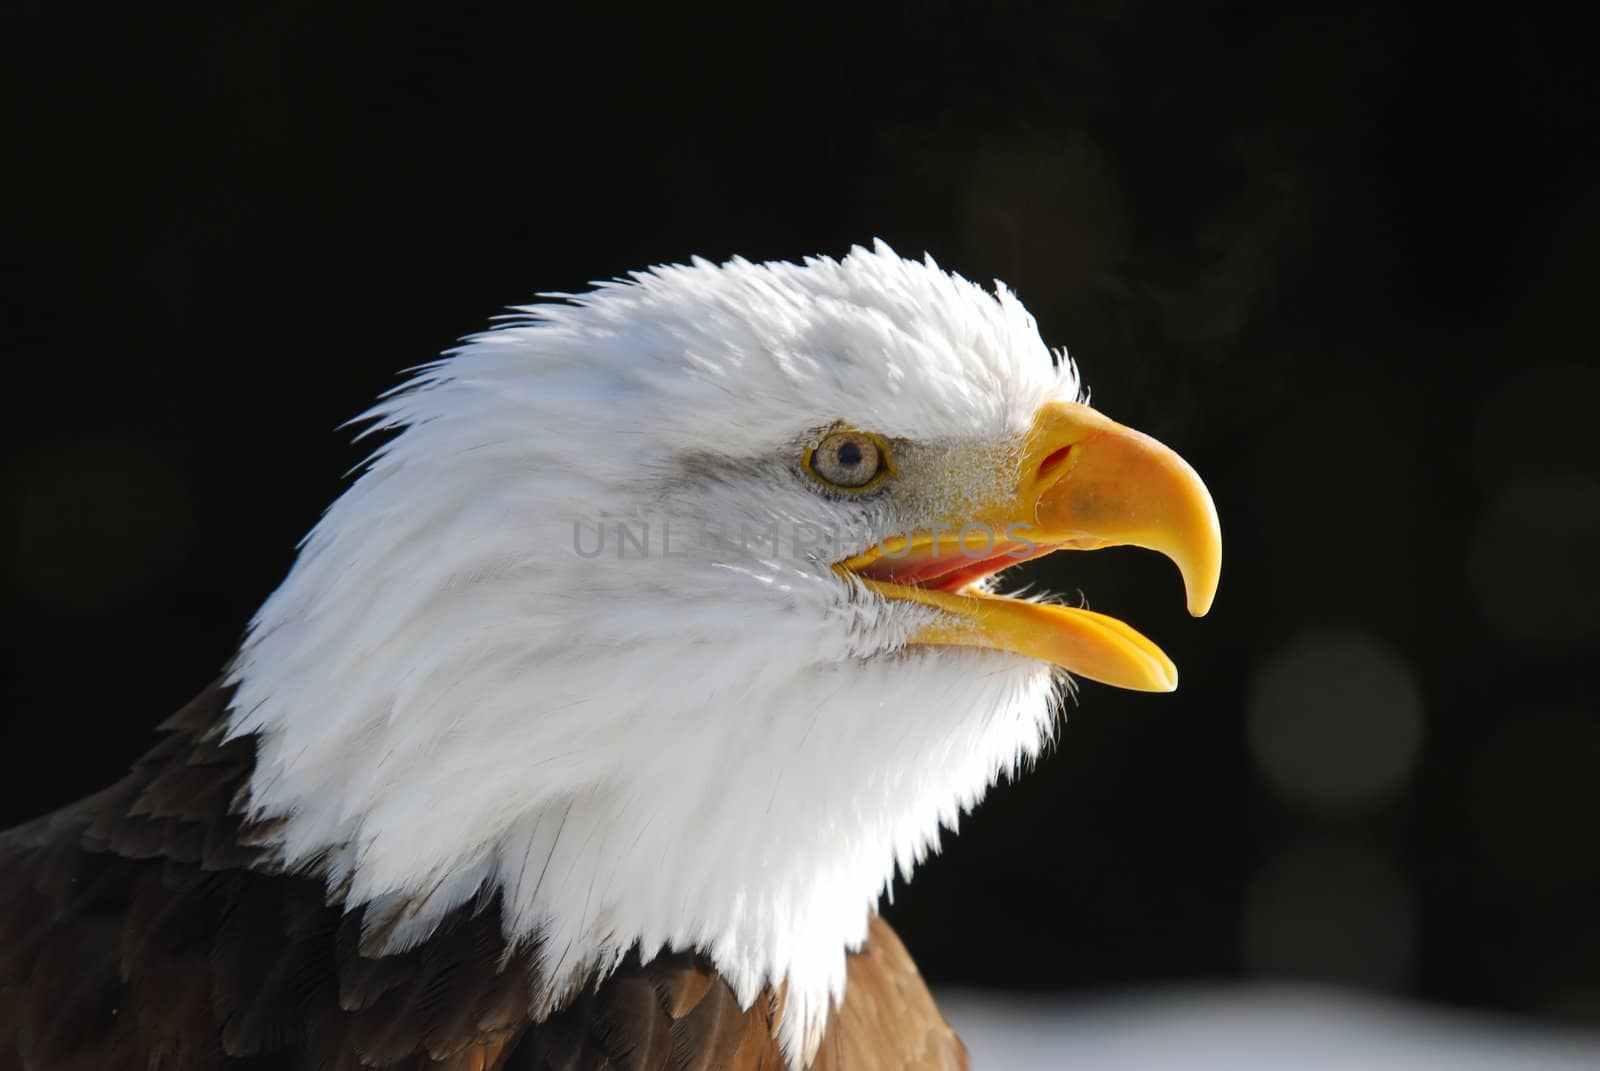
[0,684,967,1071]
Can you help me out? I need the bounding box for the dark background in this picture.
[6,0,1599,1031]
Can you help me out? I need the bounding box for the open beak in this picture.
[837,401,1221,692]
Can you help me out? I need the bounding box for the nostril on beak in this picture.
[1036,444,1076,483]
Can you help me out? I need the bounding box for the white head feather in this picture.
[227,241,1083,1063]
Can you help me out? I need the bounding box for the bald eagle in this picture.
[0,244,1219,1070]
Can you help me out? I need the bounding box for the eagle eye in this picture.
[804,429,892,492]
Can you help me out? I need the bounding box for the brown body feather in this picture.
[0,684,966,1071]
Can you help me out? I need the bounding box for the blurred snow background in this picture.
[939,987,1600,1070]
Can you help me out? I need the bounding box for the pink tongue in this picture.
[859,541,1057,593]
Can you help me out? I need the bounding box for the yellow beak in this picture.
[839,401,1221,692]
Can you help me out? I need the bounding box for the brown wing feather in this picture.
[814,917,968,1071]
[0,683,967,1071]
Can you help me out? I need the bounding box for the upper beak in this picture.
[840,401,1221,692]
[1024,401,1221,617]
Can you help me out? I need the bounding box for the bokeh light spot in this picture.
[1243,840,1414,990]
[1247,630,1425,813]
[1468,476,1600,655]
[1472,364,1600,489]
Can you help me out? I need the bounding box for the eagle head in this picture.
[226,242,1221,1062]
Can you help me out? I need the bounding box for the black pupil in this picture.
[835,440,863,467]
